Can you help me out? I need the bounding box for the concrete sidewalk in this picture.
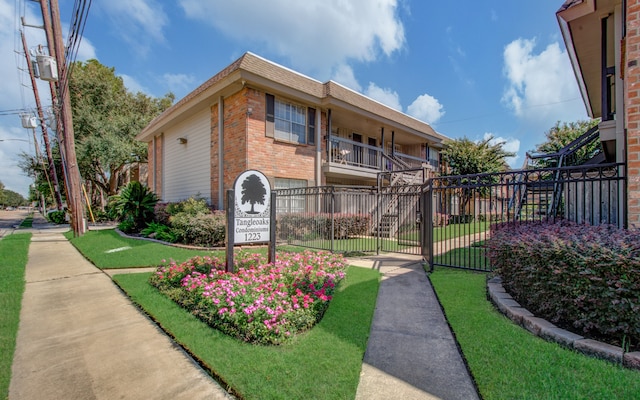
[351,256,479,400]
[8,214,479,399]
[8,219,231,400]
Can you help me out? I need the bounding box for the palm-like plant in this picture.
[111,181,158,232]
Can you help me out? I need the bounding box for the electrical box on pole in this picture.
[20,114,38,129]
[36,54,58,82]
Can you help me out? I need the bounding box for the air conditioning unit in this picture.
[20,114,38,129]
[36,54,58,82]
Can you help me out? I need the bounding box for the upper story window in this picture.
[265,93,315,145]
[275,100,306,143]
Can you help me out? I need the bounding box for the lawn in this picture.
[65,228,304,269]
[429,258,640,399]
[0,233,31,398]
[113,265,380,399]
[289,221,491,255]
[66,228,381,398]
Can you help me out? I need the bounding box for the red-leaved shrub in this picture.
[486,220,640,348]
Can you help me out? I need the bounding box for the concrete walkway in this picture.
[7,219,231,400]
[350,256,479,400]
[7,214,479,400]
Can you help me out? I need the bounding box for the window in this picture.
[275,99,306,143]
[265,94,315,145]
[275,178,307,213]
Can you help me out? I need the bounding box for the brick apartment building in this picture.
[557,0,640,228]
[136,52,446,209]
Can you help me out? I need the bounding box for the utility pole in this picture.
[20,29,63,210]
[43,0,86,235]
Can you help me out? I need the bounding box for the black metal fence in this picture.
[274,163,625,269]
[275,185,423,255]
[422,163,626,271]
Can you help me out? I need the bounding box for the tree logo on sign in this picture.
[240,173,266,214]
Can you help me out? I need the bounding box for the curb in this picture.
[487,276,640,371]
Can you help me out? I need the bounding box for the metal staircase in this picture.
[509,125,602,220]
[371,154,429,238]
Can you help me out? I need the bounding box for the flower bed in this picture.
[149,251,347,345]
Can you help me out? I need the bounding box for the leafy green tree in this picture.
[440,136,515,216]
[68,59,174,198]
[18,148,64,210]
[530,120,600,167]
[441,136,514,176]
[1,189,27,207]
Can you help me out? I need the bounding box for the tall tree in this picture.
[68,59,174,199]
[440,136,515,216]
[441,136,514,176]
[530,120,600,167]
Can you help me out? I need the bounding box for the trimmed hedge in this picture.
[170,211,226,247]
[486,220,640,348]
[278,213,371,240]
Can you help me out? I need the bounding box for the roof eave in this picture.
[556,0,596,118]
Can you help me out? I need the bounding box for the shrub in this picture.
[140,222,179,243]
[277,213,371,240]
[153,203,171,225]
[165,197,211,216]
[170,211,226,247]
[46,210,67,224]
[91,209,113,223]
[486,220,640,347]
[110,181,158,232]
[149,251,347,344]
[117,217,136,233]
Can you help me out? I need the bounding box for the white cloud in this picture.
[0,0,95,198]
[69,33,97,62]
[0,125,34,197]
[501,38,587,127]
[179,0,405,77]
[162,73,196,96]
[100,0,168,56]
[119,74,149,94]
[364,82,402,111]
[484,132,521,168]
[407,93,445,124]
[331,64,362,92]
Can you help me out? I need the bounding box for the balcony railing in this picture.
[329,136,438,172]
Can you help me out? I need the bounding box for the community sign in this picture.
[232,170,271,244]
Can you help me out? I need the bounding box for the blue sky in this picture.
[1,0,588,198]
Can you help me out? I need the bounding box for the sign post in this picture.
[226,170,275,272]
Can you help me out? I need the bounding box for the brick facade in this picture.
[626,0,640,228]
[209,87,325,208]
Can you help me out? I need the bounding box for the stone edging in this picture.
[487,276,640,371]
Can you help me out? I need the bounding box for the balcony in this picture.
[324,136,438,184]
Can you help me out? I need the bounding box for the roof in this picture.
[137,52,445,143]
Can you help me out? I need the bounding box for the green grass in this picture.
[66,229,305,269]
[433,220,489,241]
[429,267,640,399]
[0,233,31,398]
[113,265,380,399]
[291,221,491,255]
[65,229,215,268]
[18,214,33,228]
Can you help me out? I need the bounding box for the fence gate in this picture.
[275,185,423,256]
[421,163,626,272]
